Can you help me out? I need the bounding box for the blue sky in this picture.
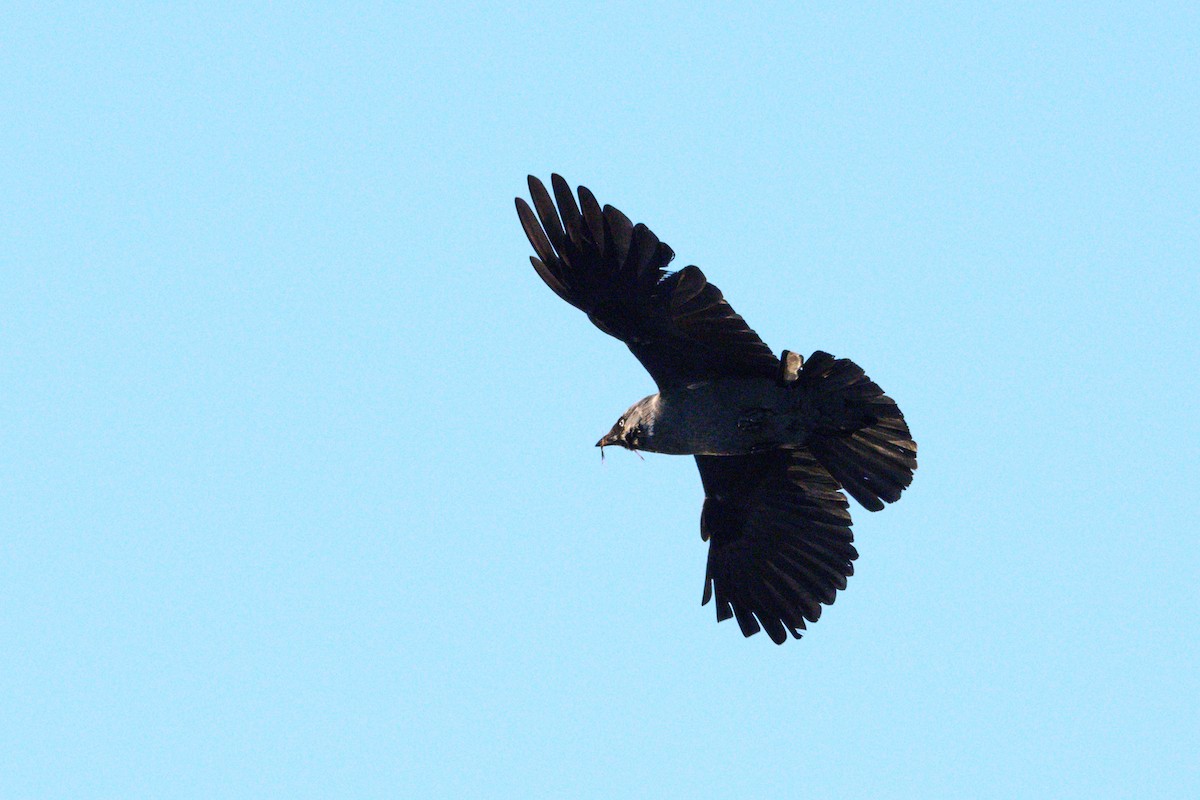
[2,3,1197,797]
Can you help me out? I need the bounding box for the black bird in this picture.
[516,175,917,643]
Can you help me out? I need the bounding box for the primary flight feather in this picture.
[516,175,917,643]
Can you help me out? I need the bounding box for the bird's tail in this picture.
[797,351,917,511]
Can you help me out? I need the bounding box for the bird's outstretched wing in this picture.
[516,174,779,390]
[696,450,857,644]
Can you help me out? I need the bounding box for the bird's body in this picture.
[604,377,837,456]
[516,175,917,643]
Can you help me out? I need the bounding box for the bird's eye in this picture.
[618,417,626,428]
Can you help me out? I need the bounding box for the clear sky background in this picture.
[3,3,1197,798]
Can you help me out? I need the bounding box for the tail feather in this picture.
[799,351,917,511]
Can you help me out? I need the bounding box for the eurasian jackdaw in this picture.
[516,175,917,644]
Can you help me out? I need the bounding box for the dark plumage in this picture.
[516,175,917,643]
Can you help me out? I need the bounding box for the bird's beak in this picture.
[596,431,622,448]
[596,422,624,448]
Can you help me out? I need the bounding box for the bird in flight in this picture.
[515,175,917,643]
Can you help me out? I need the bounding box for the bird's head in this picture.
[596,396,657,453]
